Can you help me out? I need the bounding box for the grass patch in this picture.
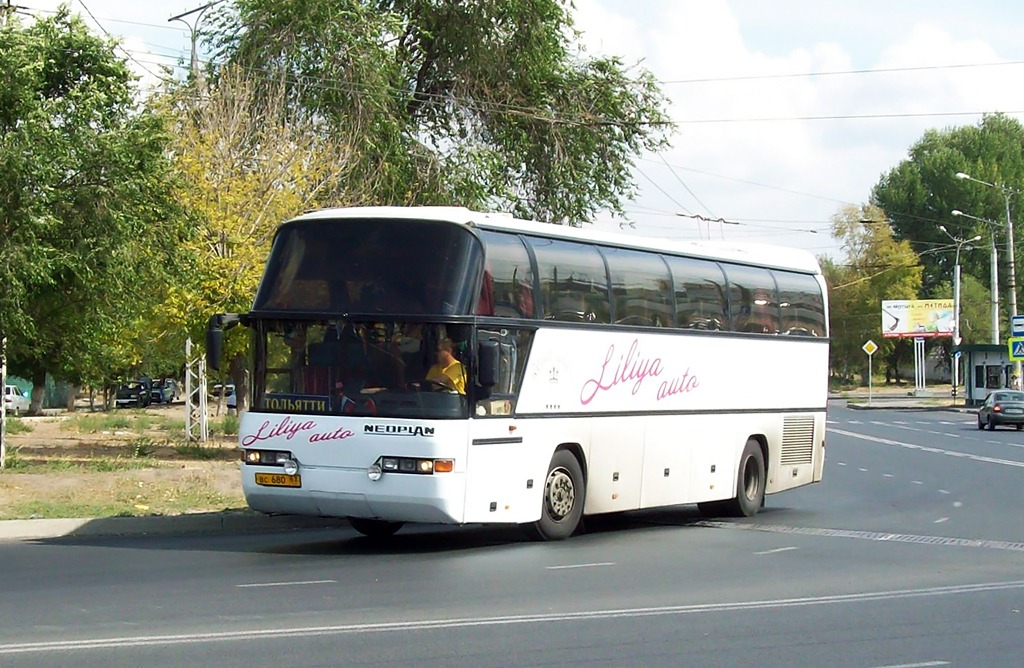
[0,468,246,520]
[0,456,158,474]
[220,413,240,436]
[63,412,134,433]
[2,417,33,434]
[174,444,233,460]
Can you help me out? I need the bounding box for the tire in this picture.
[531,450,585,541]
[348,517,403,539]
[987,416,996,431]
[977,414,984,430]
[721,438,766,518]
[1017,424,1023,431]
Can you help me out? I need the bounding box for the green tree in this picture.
[872,114,1024,341]
[0,9,183,412]
[827,205,923,385]
[204,0,673,225]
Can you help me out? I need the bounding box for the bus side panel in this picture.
[584,416,646,515]
[638,414,694,508]
[463,418,550,524]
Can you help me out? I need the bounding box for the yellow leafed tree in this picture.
[158,66,376,410]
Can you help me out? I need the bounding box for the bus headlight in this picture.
[367,464,383,481]
[283,459,299,476]
[371,456,454,476]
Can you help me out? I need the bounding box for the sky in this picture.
[18,0,1024,261]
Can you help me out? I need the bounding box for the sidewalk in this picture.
[0,511,346,543]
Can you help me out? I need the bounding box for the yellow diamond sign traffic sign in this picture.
[862,340,878,356]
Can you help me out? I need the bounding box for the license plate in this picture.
[255,473,302,488]
[1004,408,1022,414]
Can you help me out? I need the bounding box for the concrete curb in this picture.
[845,402,975,412]
[0,511,346,542]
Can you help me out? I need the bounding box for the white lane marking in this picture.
[912,480,923,485]
[938,489,950,494]
[838,462,848,466]
[2,581,1022,655]
[934,518,949,524]
[871,662,949,668]
[859,467,868,472]
[883,474,894,478]
[545,562,615,570]
[754,547,798,555]
[828,428,1024,468]
[953,501,963,508]
[236,579,336,589]
[698,521,1024,552]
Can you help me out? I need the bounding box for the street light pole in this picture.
[939,225,981,402]
[952,209,999,344]
[957,172,1021,384]
[168,1,223,82]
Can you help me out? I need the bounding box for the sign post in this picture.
[862,340,878,406]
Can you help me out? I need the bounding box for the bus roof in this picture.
[291,206,823,274]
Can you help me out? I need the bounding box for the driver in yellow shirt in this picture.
[425,337,466,395]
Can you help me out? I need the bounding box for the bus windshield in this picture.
[253,217,483,316]
[254,319,475,419]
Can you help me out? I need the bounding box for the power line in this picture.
[660,59,1024,85]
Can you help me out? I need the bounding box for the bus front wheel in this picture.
[531,450,585,541]
[349,517,404,539]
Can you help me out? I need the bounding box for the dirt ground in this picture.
[0,404,246,520]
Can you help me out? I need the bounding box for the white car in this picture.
[4,385,30,416]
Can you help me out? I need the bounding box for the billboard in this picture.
[881,300,954,338]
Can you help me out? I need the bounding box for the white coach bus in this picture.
[207,206,829,540]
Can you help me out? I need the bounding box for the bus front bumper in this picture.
[242,466,466,524]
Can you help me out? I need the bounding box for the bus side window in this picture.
[774,270,826,336]
[722,264,779,334]
[529,237,610,323]
[477,231,535,319]
[602,247,674,327]
[665,255,727,331]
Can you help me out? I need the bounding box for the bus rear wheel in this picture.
[531,450,585,541]
[727,439,766,517]
[348,517,404,539]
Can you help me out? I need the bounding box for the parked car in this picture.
[150,379,179,405]
[4,385,30,416]
[115,380,152,408]
[210,383,236,410]
[977,389,1024,430]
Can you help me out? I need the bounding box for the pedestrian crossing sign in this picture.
[1010,337,1024,361]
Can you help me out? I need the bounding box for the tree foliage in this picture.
[872,114,1024,341]
[825,205,923,384]
[0,9,183,411]
[157,65,368,409]
[204,0,673,225]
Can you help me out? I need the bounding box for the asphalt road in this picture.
[1,403,1022,667]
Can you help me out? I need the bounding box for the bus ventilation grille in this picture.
[780,416,815,465]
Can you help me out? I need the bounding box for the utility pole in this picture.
[168,1,222,83]
[957,172,1021,383]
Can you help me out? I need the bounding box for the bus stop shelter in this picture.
[955,343,1015,406]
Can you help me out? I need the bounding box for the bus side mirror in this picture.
[206,316,225,371]
[477,340,499,390]
[206,313,243,371]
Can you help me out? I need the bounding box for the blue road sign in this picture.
[1010,337,1024,361]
